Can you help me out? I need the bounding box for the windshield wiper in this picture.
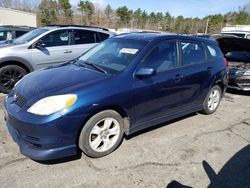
[74,59,86,67]
[84,62,107,74]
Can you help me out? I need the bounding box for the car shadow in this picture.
[125,112,198,140]
[226,88,250,96]
[166,144,250,188]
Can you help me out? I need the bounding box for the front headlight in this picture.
[27,94,77,115]
[243,70,250,76]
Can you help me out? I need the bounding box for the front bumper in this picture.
[4,95,86,161]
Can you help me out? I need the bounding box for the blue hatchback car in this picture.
[4,33,228,160]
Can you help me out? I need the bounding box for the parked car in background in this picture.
[4,33,228,160]
[221,25,250,39]
[0,25,115,93]
[216,36,250,91]
[0,25,34,43]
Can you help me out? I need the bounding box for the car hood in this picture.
[216,37,250,54]
[15,63,111,99]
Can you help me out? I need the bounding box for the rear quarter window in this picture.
[206,44,223,60]
[96,32,110,42]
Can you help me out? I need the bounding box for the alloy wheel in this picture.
[207,89,220,111]
[0,68,24,91]
[89,117,121,152]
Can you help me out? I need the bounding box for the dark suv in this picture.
[4,33,228,160]
[0,25,34,43]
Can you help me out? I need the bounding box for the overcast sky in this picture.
[70,0,249,18]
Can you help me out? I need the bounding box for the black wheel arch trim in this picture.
[0,56,34,72]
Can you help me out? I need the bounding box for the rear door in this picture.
[177,40,213,108]
[31,29,74,68]
[70,29,106,58]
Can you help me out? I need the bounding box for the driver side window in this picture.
[143,40,178,73]
[41,30,70,47]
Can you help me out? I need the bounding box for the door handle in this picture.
[175,74,184,82]
[64,50,72,54]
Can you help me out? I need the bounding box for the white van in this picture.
[221,25,250,39]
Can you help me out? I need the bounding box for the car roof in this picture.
[41,25,114,34]
[0,25,34,31]
[114,32,218,45]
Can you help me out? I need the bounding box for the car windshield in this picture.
[0,30,11,41]
[13,28,48,44]
[77,38,147,74]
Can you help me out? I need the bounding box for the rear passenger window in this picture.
[73,30,96,44]
[181,41,206,65]
[143,40,178,72]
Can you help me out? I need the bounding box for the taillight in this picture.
[224,58,228,66]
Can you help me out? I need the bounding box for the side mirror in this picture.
[135,67,156,77]
[35,40,46,48]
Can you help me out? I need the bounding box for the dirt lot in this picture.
[0,91,249,188]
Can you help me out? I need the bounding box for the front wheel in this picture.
[79,110,124,158]
[0,65,27,94]
[202,85,222,115]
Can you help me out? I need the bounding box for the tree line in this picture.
[1,0,250,34]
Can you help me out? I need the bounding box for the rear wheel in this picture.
[202,85,222,114]
[79,110,124,158]
[0,65,27,94]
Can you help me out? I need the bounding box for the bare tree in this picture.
[0,0,12,8]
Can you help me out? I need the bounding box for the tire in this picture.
[79,110,124,158]
[202,85,222,115]
[0,65,27,94]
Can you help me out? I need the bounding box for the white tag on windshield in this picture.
[120,48,139,54]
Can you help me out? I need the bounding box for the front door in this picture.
[31,29,75,69]
[133,40,185,125]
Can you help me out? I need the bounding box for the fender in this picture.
[0,56,35,72]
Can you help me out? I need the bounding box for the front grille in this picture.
[14,92,27,108]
